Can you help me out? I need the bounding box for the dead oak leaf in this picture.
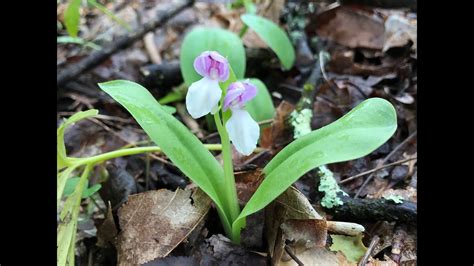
[116,188,211,265]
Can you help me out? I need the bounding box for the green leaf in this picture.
[243,0,257,13]
[161,105,177,114]
[63,177,102,198]
[158,91,185,105]
[83,184,102,198]
[63,177,82,197]
[57,36,102,50]
[243,78,275,124]
[57,109,99,170]
[64,0,82,37]
[180,27,246,85]
[241,14,295,69]
[87,0,131,31]
[329,234,367,263]
[58,165,92,266]
[98,80,232,229]
[232,98,397,239]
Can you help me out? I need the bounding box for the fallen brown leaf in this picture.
[116,188,211,265]
[265,187,328,264]
[279,246,354,266]
[260,100,295,150]
[315,6,385,50]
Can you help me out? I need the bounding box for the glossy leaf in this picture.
[241,14,295,69]
[180,27,246,85]
[232,98,397,239]
[244,78,275,124]
[98,80,232,228]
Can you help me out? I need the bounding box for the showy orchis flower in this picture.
[186,51,229,119]
[223,81,260,155]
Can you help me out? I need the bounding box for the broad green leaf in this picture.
[329,234,367,263]
[64,0,82,37]
[98,80,232,229]
[244,78,275,124]
[241,14,295,69]
[232,98,397,239]
[180,27,246,85]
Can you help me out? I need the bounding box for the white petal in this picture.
[186,77,222,119]
[225,109,260,156]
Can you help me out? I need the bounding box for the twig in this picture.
[339,0,416,10]
[339,156,417,184]
[57,0,194,86]
[354,131,417,198]
[176,103,205,139]
[326,221,365,236]
[89,118,132,145]
[143,32,162,64]
[358,235,379,266]
[284,244,304,266]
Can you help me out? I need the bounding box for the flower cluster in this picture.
[185,51,259,155]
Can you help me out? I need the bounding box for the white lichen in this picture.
[318,166,348,208]
[290,108,313,139]
[383,194,404,204]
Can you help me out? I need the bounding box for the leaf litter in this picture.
[58,0,417,264]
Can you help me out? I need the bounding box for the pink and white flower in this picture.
[186,51,229,118]
[223,81,260,155]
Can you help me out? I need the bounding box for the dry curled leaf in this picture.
[383,14,417,52]
[265,187,328,264]
[96,202,118,248]
[260,100,295,150]
[116,188,211,265]
[315,6,385,50]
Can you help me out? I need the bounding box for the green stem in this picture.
[70,144,223,166]
[239,24,248,38]
[213,112,240,242]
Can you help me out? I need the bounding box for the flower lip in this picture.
[223,81,258,111]
[193,51,229,82]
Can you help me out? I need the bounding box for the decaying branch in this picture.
[57,0,194,86]
[339,0,416,10]
[325,194,417,224]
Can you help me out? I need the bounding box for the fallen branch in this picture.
[339,0,416,10]
[325,194,416,224]
[57,0,194,86]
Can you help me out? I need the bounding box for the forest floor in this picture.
[57,0,417,265]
